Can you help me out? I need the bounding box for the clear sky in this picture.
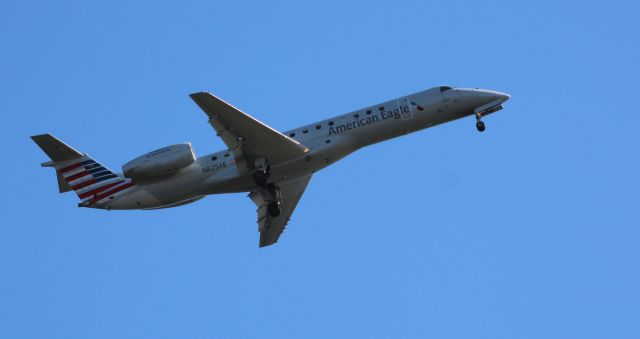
[2,0,639,338]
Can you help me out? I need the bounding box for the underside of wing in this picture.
[249,175,312,247]
[190,92,308,165]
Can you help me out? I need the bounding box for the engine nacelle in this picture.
[122,143,196,180]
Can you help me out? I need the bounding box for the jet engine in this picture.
[122,143,196,180]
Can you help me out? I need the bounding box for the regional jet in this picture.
[32,86,510,247]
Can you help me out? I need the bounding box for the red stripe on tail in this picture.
[71,178,97,191]
[79,180,124,199]
[60,162,84,173]
[66,171,90,182]
[89,181,136,203]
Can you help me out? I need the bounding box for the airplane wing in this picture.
[190,92,308,165]
[249,175,312,247]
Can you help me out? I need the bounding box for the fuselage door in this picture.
[398,97,414,121]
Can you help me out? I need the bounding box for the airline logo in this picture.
[59,159,135,203]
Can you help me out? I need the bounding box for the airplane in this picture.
[32,86,510,247]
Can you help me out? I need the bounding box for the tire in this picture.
[476,121,486,132]
[267,201,281,217]
[253,170,269,186]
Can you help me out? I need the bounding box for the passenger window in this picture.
[315,125,321,130]
[354,114,359,118]
[289,133,295,137]
[224,153,229,157]
[366,110,372,115]
[378,105,384,111]
[329,121,334,126]
[303,129,308,134]
[211,156,217,161]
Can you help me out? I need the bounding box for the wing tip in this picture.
[189,92,207,100]
[259,234,278,248]
[30,133,52,141]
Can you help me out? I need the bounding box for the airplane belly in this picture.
[268,135,358,183]
[103,187,162,210]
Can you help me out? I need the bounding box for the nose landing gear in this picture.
[475,112,486,132]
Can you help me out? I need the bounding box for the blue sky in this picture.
[2,0,639,338]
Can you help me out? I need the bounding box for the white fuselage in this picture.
[100,87,509,210]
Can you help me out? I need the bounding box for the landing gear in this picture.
[475,112,486,132]
[249,157,281,217]
[267,201,281,217]
[266,183,281,217]
[252,170,269,187]
[252,158,271,187]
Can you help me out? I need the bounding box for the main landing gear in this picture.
[266,183,282,217]
[251,158,281,218]
[252,158,271,187]
[266,183,281,217]
[475,112,486,132]
[252,169,269,187]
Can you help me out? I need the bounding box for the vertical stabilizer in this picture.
[31,134,83,162]
[31,134,134,204]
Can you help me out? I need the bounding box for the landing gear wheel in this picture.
[267,201,281,217]
[266,183,277,195]
[252,161,271,187]
[476,121,486,132]
[252,170,269,187]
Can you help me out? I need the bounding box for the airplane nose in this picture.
[482,90,510,103]
[495,91,510,103]
[456,88,511,111]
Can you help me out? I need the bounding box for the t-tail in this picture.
[31,134,135,208]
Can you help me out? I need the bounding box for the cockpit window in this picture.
[439,86,453,92]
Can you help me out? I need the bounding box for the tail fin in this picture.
[31,134,128,203]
